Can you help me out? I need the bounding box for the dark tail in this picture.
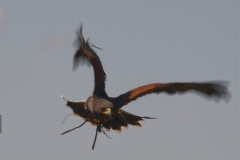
[102,109,156,133]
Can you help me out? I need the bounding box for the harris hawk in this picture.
[61,24,230,150]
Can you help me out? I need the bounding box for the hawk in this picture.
[61,24,230,150]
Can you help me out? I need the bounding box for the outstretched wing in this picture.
[61,95,87,120]
[73,24,107,97]
[115,81,230,108]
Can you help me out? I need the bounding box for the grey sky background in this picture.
[0,0,239,160]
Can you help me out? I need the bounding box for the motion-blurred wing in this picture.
[116,81,230,108]
[61,95,87,120]
[72,24,107,97]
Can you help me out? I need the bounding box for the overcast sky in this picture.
[0,1,239,160]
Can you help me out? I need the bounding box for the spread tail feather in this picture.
[103,109,156,133]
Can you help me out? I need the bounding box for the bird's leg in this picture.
[92,124,101,150]
[100,126,112,139]
[61,121,87,135]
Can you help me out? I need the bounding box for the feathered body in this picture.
[61,24,230,149]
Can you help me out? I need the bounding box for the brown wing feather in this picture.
[73,24,107,96]
[61,95,87,119]
[117,81,230,108]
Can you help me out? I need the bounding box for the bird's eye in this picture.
[102,108,107,112]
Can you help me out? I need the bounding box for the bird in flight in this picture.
[61,24,230,150]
